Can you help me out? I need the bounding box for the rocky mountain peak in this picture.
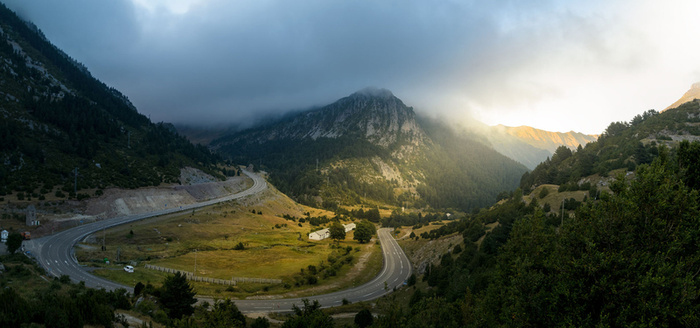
[215,88,426,152]
[307,88,423,147]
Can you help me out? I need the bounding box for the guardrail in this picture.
[143,264,281,285]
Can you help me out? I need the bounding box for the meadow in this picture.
[76,188,384,298]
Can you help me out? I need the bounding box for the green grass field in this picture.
[78,189,384,298]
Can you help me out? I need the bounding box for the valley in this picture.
[2,2,700,326]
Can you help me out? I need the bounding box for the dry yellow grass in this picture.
[78,187,382,297]
[527,184,589,215]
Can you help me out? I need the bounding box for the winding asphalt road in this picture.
[25,170,412,313]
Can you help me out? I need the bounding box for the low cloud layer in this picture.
[5,0,700,134]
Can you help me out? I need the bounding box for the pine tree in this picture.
[159,272,197,319]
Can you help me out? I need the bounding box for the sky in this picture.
[4,0,700,135]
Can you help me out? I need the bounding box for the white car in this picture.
[123,265,134,273]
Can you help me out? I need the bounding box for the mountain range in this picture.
[480,125,597,169]
[211,88,528,211]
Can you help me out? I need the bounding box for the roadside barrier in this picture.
[143,264,281,285]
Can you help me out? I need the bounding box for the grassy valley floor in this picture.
[75,187,384,299]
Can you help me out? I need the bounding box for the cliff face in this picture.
[229,87,426,150]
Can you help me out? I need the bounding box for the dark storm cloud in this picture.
[4,0,700,133]
[2,0,511,125]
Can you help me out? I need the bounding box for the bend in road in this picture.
[26,170,412,312]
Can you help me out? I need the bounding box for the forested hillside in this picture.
[520,100,700,193]
[371,141,700,327]
[0,3,223,200]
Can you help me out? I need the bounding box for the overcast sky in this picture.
[5,0,700,134]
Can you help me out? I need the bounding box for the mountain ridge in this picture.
[476,124,597,169]
[493,125,598,153]
[0,3,224,199]
[212,89,528,211]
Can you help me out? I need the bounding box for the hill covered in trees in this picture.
[365,139,700,327]
[212,88,528,212]
[520,100,700,193]
[0,4,224,200]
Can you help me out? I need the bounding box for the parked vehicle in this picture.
[123,265,134,273]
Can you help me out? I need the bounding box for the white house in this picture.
[308,223,356,241]
[343,223,356,232]
[308,228,330,241]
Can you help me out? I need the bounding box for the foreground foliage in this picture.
[374,144,700,327]
[0,257,130,328]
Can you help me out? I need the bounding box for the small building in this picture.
[343,223,356,232]
[308,223,356,241]
[308,228,330,241]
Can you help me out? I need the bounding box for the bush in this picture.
[538,187,550,199]
[355,308,374,328]
[306,275,318,285]
[134,282,145,296]
[407,273,417,286]
[251,317,270,328]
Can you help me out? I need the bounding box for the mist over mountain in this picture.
[482,125,597,169]
[212,88,527,211]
